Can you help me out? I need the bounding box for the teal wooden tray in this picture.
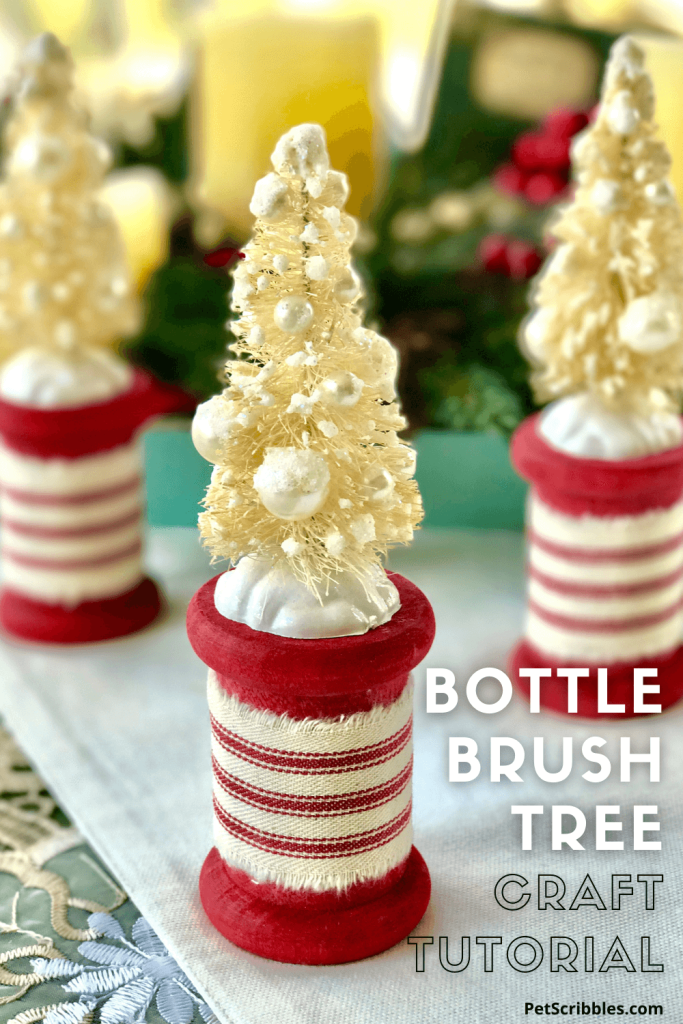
[143,425,527,530]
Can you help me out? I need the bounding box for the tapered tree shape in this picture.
[0,34,139,361]
[198,124,422,592]
[523,36,683,416]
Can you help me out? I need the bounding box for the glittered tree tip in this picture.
[193,123,422,600]
[18,32,73,102]
[521,35,683,417]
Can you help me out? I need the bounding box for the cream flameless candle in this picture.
[190,8,381,235]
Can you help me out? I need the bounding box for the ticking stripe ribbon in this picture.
[213,797,412,860]
[526,495,683,661]
[211,714,411,776]
[0,475,141,506]
[1,540,142,571]
[208,672,415,890]
[212,753,412,817]
[528,528,683,563]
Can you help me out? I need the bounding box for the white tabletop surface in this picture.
[0,527,678,1024]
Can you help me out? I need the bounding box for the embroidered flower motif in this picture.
[32,913,217,1024]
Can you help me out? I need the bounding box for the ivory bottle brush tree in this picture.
[509,37,683,718]
[0,32,139,396]
[193,122,422,635]
[0,34,184,644]
[524,35,683,460]
[187,125,435,965]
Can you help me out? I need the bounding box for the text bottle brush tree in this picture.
[187,123,436,964]
[0,34,187,644]
[510,36,683,717]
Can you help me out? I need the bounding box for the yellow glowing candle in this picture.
[370,0,455,151]
[100,167,174,292]
[633,34,683,212]
[123,0,177,43]
[29,0,91,47]
[190,7,381,236]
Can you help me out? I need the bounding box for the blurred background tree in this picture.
[0,0,680,432]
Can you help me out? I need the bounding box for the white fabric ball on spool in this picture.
[213,556,400,637]
[618,292,681,353]
[253,447,330,520]
[274,295,314,333]
[0,346,131,408]
[540,392,683,459]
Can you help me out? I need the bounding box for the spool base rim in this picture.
[509,638,683,718]
[199,845,431,965]
[0,576,163,644]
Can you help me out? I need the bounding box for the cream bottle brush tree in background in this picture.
[0,33,139,406]
[192,124,422,636]
[522,36,683,460]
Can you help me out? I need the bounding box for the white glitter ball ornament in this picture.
[364,468,395,502]
[617,292,682,353]
[324,531,346,557]
[350,514,376,545]
[249,173,289,221]
[523,307,553,360]
[9,133,71,181]
[333,267,361,303]
[324,170,350,209]
[606,90,640,135]
[253,447,330,520]
[192,394,240,463]
[354,329,398,402]
[645,180,675,206]
[320,370,363,406]
[591,179,624,215]
[305,255,329,280]
[274,295,314,333]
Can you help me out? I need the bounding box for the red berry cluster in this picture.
[493,107,589,207]
[478,107,591,279]
[203,247,245,269]
[478,233,543,280]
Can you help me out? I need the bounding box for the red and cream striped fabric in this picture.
[510,414,683,716]
[0,439,145,606]
[526,494,683,662]
[0,370,195,641]
[208,670,414,891]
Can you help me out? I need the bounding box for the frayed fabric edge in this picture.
[214,834,413,894]
[208,669,413,736]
